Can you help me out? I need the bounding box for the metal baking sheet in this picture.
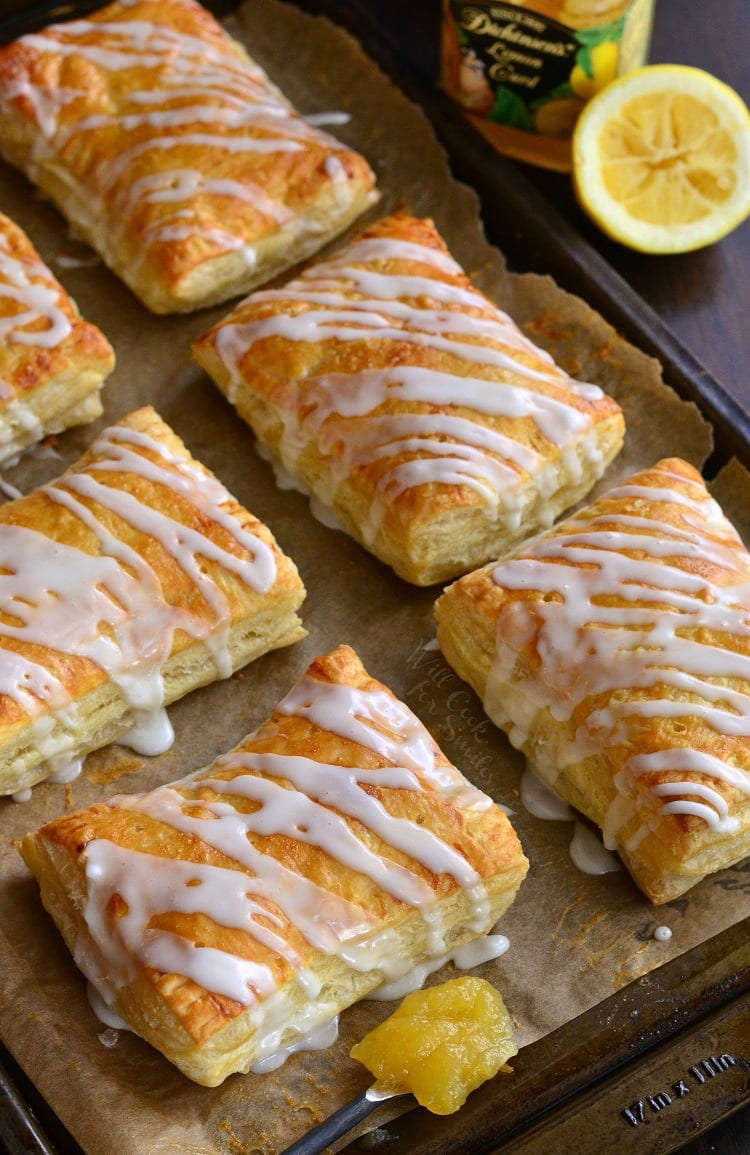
[0,1,747,1153]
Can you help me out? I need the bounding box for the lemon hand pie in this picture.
[436,458,750,902]
[0,406,305,798]
[193,211,624,584]
[0,210,114,464]
[20,645,528,1085]
[0,0,378,313]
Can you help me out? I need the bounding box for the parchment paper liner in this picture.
[0,2,746,1152]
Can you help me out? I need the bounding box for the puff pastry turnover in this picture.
[20,644,528,1086]
[435,458,750,903]
[0,0,378,314]
[0,405,305,798]
[193,212,625,585]
[0,210,114,464]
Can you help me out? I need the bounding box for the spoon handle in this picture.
[279,1087,402,1155]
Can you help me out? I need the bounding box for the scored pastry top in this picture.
[0,209,113,387]
[0,0,378,312]
[0,209,114,460]
[194,211,625,584]
[22,645,527,1082]
[0,406,305,793]
[437,456,750,900]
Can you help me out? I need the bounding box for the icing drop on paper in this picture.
[569,823,621,876]
[520,765,574,821]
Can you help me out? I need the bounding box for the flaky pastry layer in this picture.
[21,645,528,1085]
[0,405,305,796]
[436,458,750,903]
[0,0,378,313]
[0,210,114,463]
[194,211,624,584]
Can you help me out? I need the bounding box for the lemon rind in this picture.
[572,65,750,254]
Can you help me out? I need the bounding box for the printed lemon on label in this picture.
[570,41,619,101]
[572,65,750,253]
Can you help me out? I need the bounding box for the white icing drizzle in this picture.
[0,477,23,500]
[520,764,574,821]
[309,496,345,532]
[77,671,500,1027]
[277,674,494,811]
[87,981,129,1030]
[367,933,509,1001]
[55,253,102,269]
[46,754,83,784]
[249,1015,339,1074]
[451,932,509,969]
[305,111,351,127]
[121,708,174,757]
[485,462,750,841]
[214,227,606,538]
[569,823,622,875]
[0,233,71,351]
[0,419,276,781]
[6,9,358,262]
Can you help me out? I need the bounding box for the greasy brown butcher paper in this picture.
[0,2,745,1153]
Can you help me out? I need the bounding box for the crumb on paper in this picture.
[551,891,586,941]
[85,750,144,787]
[217,1120,248,1154]
[570,911,609,948]
[523,311,573,344]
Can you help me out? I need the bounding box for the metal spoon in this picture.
[279,1084,411,1155]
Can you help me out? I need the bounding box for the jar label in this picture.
[442,1,630,137]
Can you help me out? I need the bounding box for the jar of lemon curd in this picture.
[441,0,656,170]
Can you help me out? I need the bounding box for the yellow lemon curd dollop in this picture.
[349,976,517,1115]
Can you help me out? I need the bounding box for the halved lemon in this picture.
[572,65,750,253]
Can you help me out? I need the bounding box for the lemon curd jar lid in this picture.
[440,0,656,171]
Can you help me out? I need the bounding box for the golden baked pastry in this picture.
[193,212,625,585]
[0,0,378,314]
[0,210,114,464]
[435,458,750,903]
[20,645,528,1086]
[0,406,305,798]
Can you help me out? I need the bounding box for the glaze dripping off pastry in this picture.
[436,458,750,902]
[20,645,528,1085]
[193,211,625,584]
[0,406,305,797]
[0,210,114,463]
[0,0,378,313]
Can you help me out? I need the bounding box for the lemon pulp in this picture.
[349,976,517,1115]
[573,65,750,252]
[599,92,739,226]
